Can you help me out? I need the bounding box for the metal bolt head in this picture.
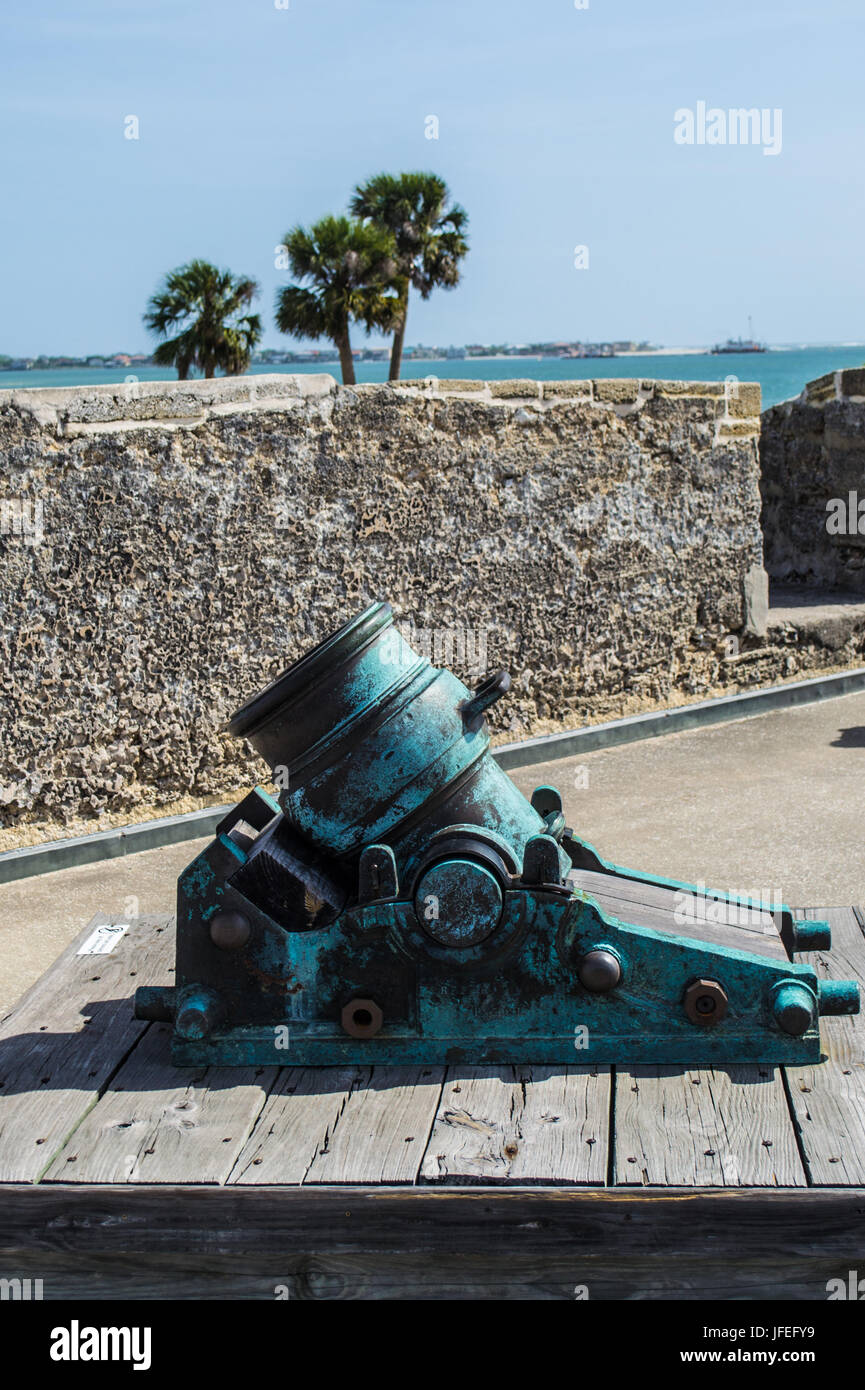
[341,998,383,1039]
[683,978,728,1026]
[176,1003,209,1040]
[773,982,817,1036]
[175,987,223,1040]
[209,911,251,951]
[578,949,622,993]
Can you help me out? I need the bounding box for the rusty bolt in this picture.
[683,978,728,1026]
[341,998,383,1039]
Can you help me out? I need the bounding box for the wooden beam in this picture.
[1,1184,863,1300]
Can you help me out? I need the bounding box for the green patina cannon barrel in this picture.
[226,601,547,883]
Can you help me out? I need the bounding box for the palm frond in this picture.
[143,260,262,378]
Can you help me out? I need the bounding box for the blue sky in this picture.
[1,0,863,354]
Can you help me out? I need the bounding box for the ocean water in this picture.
[1,345,863,411]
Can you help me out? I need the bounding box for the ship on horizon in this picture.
[710,316,767,355]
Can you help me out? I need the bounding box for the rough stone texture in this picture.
[651,381,725,399]
[541,380,592,399]
[728,384,762,419]
[488,379,541,399]
[593,379,641,405]
[768,585,865,651]
[0,374,768,830]
[761,369,865,593]
[728,588,865,694]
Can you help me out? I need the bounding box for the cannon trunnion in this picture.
[135,602,859,1066]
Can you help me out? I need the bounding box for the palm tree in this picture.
[144,260,262,379]
[350,173,469,381]
[274,216,399,385]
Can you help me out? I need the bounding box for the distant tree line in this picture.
[143,172,468,385]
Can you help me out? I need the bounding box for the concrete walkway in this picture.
[2,689,865,1016]
[509,689,865,908]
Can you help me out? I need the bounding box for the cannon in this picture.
[135,601,859,1065]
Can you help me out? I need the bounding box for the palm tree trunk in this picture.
[388,290,409,381]
[336,328,356,385]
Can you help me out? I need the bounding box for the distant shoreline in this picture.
[5,344,862,374]
[0,347,757,370]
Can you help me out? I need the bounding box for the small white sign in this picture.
[77,923,130,956]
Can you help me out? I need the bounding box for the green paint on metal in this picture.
[133,601,860,1068]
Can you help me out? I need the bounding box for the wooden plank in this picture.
[615,1064,806,1187]
[42,1023,277,1184]
[228,1066,371,1185]
[3,1184,865,1300]
[420,1065,609,1184]
[785,906,865,1185]
[0,1246,852,1301]
[302,1066,444,1184]
[569,869,788,961]
[0,913,174,1183]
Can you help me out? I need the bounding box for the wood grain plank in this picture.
[42,1023,276,1184]
[615,1064,806,1187]
[5,1185,865,1301]
[569,869,788,961]
[228,1066,371,1185]
[419,1065,609,1184]
[0,913,174,1183]
[0,1247,849,1301]
[302,1066,444,1184]
[785,906,865,1185]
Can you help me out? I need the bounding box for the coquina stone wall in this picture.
[0,373,767,831]
[761,367,865,592]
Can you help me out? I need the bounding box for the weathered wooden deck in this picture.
[1,906,865,1299]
